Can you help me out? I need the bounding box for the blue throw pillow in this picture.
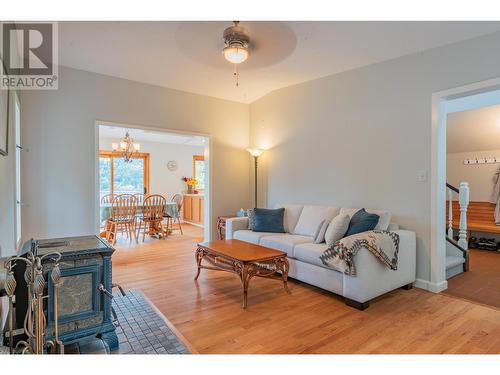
[252,208,285,233]
[344,208,380,237]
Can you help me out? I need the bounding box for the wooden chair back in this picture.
[133,193,145,206]
[111,194,137,223]
[143,194,166,222]
[171,194,183,211]
[101,193,116,205]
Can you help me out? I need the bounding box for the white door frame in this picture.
[430,77,500,292]
[94,120,212,242]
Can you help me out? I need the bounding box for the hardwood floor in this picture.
[112,225,500,354]
[444,249,500,309]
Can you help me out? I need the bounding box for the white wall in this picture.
[99,137,204,197]
[249,31,500,286]
[21,66,251,241]
[0,91,19,258]
[447,149,500,202]
[0,23,21,257]
[0,22,21,337]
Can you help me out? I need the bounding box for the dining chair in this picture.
[165,194,184,235]
[100,193,117,229]
[105,194,138,245]
[133,193,145,206]
[136,194,167,241]
[132,193,145,229]
[101,193,116,205]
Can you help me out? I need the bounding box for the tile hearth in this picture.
[113,289,190,354]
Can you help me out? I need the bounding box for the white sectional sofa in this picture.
[225,204,416,310]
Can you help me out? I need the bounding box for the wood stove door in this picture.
[46,264,101,335]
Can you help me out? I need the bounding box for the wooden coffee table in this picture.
[194,239,290,308]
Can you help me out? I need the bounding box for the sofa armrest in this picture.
[225,217,249,239]
[342,229,416,303]
[387,223,400,231]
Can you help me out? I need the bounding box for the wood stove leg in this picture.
[100,330,119,352]
[345,298,370,310]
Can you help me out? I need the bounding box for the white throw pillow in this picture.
[293,205,340,237]
[275,204,304,233]
[325,214,350,247]
[313,219,330,244]
[339,207,391,231]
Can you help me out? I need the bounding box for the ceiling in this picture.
[447,104,500,153]
[59,21,500,103]
[99,125,206,146]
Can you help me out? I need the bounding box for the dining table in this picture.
[100,202,179,224]
[100,201,180,239]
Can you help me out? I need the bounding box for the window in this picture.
[14,94,21,247]
[193,155,205,190]
[99,151,150,200]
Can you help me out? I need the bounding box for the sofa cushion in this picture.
[259,234,314,258]
[344,208,379,237]
[275,204,304,233]
[293,205,340,237]
[340,207,391,231]
[314,219,330,244]
[294,242,330,268]
[325,214,350,247]
[246,209,255,230]
[252,208,285,233]
[234,230,274,244]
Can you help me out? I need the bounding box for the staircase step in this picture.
[446,255,465,269]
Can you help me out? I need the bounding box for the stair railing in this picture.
[446,181,470,250]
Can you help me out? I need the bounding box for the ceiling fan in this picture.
[222,21,250,87]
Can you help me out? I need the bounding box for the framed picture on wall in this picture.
[0,58,9,156]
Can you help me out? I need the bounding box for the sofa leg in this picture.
[401,283,413,290]
[345,298,370,310]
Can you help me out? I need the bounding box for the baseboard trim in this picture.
[414,278,448,293]
[183,221,204,228]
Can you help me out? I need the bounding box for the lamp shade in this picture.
[247,148,264,157]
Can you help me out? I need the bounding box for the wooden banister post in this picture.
[458,182,470,250]
[448,188,453,238]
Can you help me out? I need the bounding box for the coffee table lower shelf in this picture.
[194,243,290,308]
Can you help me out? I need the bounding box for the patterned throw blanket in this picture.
[319,230,400,276]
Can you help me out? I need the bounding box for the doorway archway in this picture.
[430,78,500,292]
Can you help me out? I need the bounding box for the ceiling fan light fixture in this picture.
[222,21,250,65]
[223,44,249,64]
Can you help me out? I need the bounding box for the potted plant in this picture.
[182,176,197,194]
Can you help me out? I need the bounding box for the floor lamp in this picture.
[247,148,264,208]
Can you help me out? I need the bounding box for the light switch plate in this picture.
[417,170,427,182]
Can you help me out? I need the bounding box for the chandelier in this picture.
[111,131,140,162]
[222,21,250,87]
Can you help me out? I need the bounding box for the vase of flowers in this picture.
[182,176,197,194]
